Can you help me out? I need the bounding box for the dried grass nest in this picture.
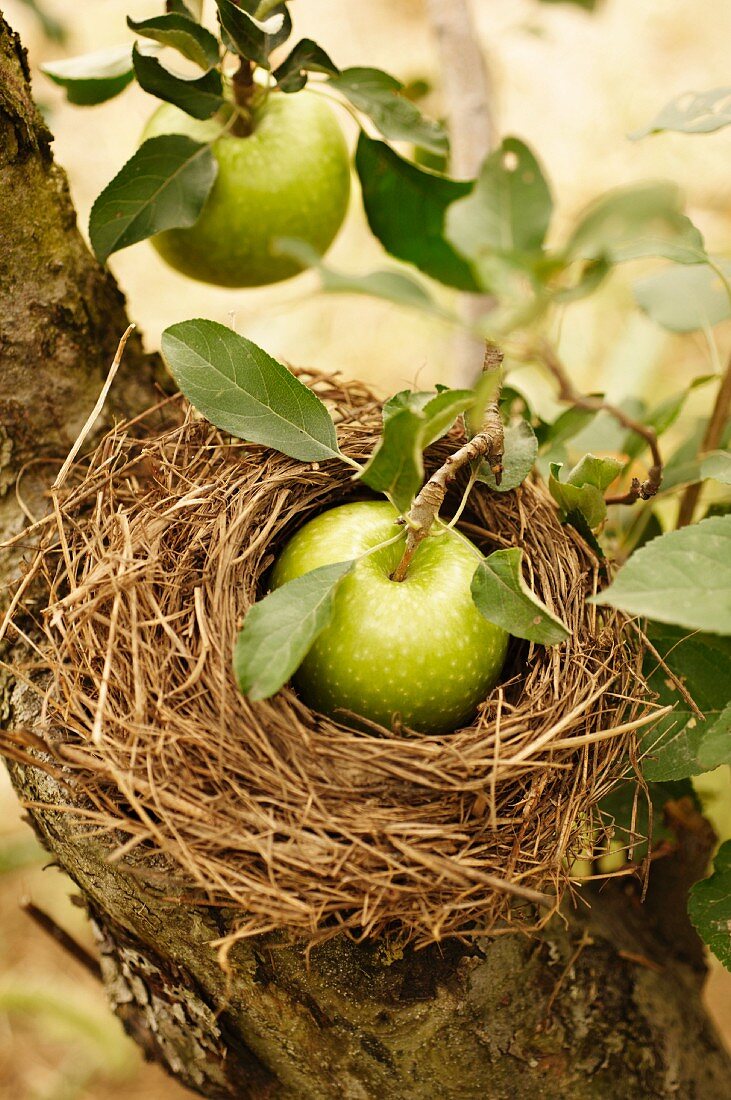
[9,372,660,947]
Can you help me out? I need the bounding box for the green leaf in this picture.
[591,516,731,634]
[214,0,291,69]
[168,0,198,17]
[688,840,731,971]
[471,548,570,645]
[537,0,600,9]
[161,319,341,462]
[329,67,449,156]
[478,419,537,492]
[565,182,706,265]
[127,14,220,69]
[132,45,224,120]
[701,451,731,485]
[567,453,623,492]
[89,135,217,264]
[598,778,697,863]
[274,38,339,93]
[360,389,474,511]
[276,238,445,316]
[41,45,133,105]
[234,560,355,700]
[355,134,479,292]
[632,87,731,139]
[641,625,731,780]
[697,704,731,770]
[445,137,552,285]
[621,377,713,462]
[548,454,621,529]
[634,260,731,332]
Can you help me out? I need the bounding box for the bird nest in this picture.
[5,373,658,948]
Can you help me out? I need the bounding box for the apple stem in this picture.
[391,344,504,583]
[231,60,256,136]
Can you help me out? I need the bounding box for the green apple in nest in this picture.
[141,91,351,287]
[271,501,509,735]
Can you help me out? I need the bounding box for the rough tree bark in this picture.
[1,12,730,1098]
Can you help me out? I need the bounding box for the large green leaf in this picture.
[89,135,217,263]
[355,134,479,292]
[688,840,731,971]
[214,0,291,69]
[632,87,731,139]
[445,137,552,285]
[565,182,706,265]
[274,38,339,93]
[234,560,355,700]
[641,625,731,780]
[477,419,537,492]
[634,260,731,333]
[330,68,449,156]
[127,13,220,69]
[359,389,474,511]
[592,516,731,634]
[471,548,570,645]
[161,319,341,462]
[132,45,224,120]
[41,45,133,105]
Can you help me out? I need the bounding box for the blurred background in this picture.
[1,0,730,1095]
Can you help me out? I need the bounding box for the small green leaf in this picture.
[234,560,355,700]
[89,135,217,263]
[592,516,731,634]
[688,840,731,971]
[168,0,197,17]
[641,625,731,780]
[471,548,570,645]
[696,704,731,771]
[565,182,706,265]
[445,137,553,286]
[537,0,599,9]
[360,389,474,511]
[567,453,623,492]
[214,0,291,69]
[548,455,621,529]
[41,45,133,105]
[330,67,449,156]
[127,14,220,69]
[132,45,224,120]
[161,319,341,462]
[355,134,479,292]
[478,419,537,492]
[634,260,731,332]
[274,38,339,93]
[702,451,731,485]
[632,87,731,139]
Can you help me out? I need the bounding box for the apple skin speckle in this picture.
[271,501,509,734]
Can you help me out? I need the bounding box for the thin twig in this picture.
[677,350,731,527]
[52,325,135,491]
[392,344,503,581]
[21,899,102,980]
[532,339,663,505]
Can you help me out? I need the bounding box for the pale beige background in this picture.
[1,1,730,1096]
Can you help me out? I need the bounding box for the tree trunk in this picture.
[0,10,159,574]
[1,12,729,1098]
